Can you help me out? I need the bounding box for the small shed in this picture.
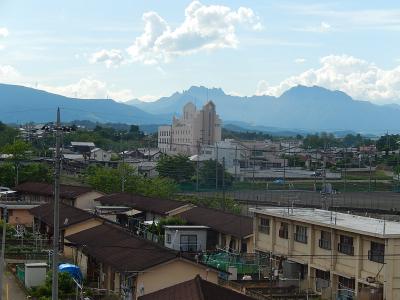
[24,262,47,288]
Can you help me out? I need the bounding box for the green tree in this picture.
[156,155,195,183]
[148,216,186,236]
[29,271,75,299]
[198,159,233,188]
[85,164,178,198]
[137,177,178,198]
[0,122,18,148]
[2,139,31,186]
[85,164,140,194]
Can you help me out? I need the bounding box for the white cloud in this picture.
[294,58,306,64]
[126,1,262,64]
[294,22,332,33]
[0,27,9,38]
[0,65,21,83]
[0,64,134,101]
[39,78,133,101]
[257,54,400,104]
[90,49,125,68]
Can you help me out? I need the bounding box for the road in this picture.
[2,270,27,300]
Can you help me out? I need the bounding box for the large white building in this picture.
[158,101,222,155]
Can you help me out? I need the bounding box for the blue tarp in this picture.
[58,263,83,283]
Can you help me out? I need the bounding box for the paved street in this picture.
[2,270,27,300]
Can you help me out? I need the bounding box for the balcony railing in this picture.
[319,239,331,250]
[368,250,384,263]
[338,243,354,256]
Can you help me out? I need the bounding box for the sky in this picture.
[0,0,400,104]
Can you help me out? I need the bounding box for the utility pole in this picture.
[369,151,372,192]
[234,145,238,181]
[252,145,255,184]
[0,207,7,300]
[222,157,225,210]
[215,145,218,190]
[196,141,200,192]
[52,108,61,300]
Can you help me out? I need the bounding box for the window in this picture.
[294,225,307,243]
[166,233,171,244]
[338,235,354,256]
[369,241,384,263]
[259,218,270,234]
[180,234,197,252]
[338,276,355,290]
[315,269,330,281]
[279,222,289,239]
[319,230,331,250]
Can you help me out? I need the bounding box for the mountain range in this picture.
[0,83,399,134]
[127,85,400,134]
[0,83,169,125]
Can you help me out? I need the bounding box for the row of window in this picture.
[158,138,170,144]
[159,131,171,136]
[258,218,385,263]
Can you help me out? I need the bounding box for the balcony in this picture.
[338,243,354,256]
[318,239,331,250]
[368,250,384,264]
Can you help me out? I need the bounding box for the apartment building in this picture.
[251,207,399,300]
[158,101,222,155]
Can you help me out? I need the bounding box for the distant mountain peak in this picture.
[280,85,353,102]
[185,85,225,97]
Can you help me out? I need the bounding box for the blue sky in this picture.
[0,0,399,104]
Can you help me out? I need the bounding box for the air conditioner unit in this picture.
[366,276,376,283]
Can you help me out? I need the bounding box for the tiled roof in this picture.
[177,207,253,239]
[30,202,95,228]
[15,182,95,200]
[97,193,187,215]
[66,223,179,272]
[138,275,256,300]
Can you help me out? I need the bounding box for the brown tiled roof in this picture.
[177,207,253,239]
[30,202,95,228]
[15,182,95,200]
[97,193,187,215]
[138,275,255,300]
[66,223,179,272]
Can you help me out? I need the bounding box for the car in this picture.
[273,178,285,184]
[311,171,322,177]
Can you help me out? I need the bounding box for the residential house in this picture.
[15,182,104,209]
[164,225,209,252]
[70,141,95,154]
[177,207,254,253]
[138,275,256,300]
[250,207,400,300]
[96,193,194,224]
[0,204,38,226]
[66,223,220,299]
[30,202,105,256]
[124,148,162,161]
[90,148,112,162]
